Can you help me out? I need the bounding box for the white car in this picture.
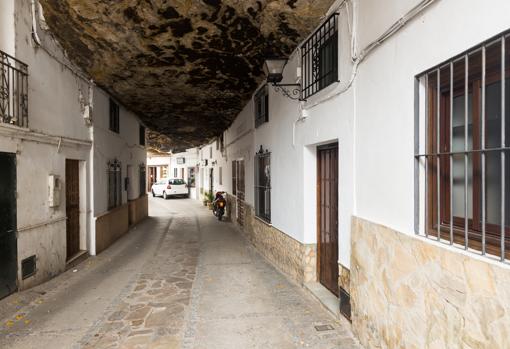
[151,178,189,199]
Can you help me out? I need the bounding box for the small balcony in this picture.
[0,50,28,128]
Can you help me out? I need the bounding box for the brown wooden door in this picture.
[148,166,157,192]
[317,143,339,296]
[66,159,80,260]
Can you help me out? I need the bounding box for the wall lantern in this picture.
[263,58,305,101]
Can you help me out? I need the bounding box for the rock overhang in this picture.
[38,0,335,151]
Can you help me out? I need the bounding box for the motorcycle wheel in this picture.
[218,214,222,221]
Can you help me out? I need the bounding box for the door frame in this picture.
[316,142,339,296]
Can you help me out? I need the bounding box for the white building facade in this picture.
[198,0,510,347]
[0,0,147,297]
[170,148,200,199]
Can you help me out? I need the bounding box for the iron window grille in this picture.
[232,160,238,196]
[219,133,225,153]
[139,164,146,197]
[255,84,269,128]
[107,160,122,210]
[255,147,271,223]
[415,30,510,262]
[301,13,339,99]
[139,125,145,146]
[0,50,28,127]
[109,98,120,133]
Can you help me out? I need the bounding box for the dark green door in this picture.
[0,152,17,299]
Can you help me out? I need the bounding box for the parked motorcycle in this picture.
[213,191,227,221]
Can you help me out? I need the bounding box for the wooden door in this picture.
[66,159,80,260]
[209,168,214,194]
[148,166,157,192]
[317,143,339,296]
[0,152,17,299]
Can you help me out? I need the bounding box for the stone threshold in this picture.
[304,281,340,319]
[65,250,89,270]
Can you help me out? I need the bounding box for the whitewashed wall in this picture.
[92,88,146,215]
[354,0,510,236]
[198,140,229,198]
[0,0,15,55]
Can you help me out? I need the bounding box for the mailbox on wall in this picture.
[48,174,61,207]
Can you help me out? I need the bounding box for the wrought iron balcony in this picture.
[0,50,28,127]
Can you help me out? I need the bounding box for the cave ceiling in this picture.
[39,0,335,151]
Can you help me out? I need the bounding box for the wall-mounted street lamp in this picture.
[263,58,305,101]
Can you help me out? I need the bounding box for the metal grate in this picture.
[301,13,339,99]
[0,50,28,127]
[415,30,510,262]
[314,324,334,332]
[339,287,352,321]
[22,255,36,279]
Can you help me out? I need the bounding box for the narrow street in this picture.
[0,198,360,349]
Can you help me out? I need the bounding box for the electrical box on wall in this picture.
[48,174,61,207]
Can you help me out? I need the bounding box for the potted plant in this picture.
[203,191,213,207]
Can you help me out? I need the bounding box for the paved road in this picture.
[0,197,361,349]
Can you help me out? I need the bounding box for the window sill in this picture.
[254,215,272,227]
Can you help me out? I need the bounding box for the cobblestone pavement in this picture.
[0,197,361,349]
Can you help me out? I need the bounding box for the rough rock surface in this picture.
[38,0,334,151]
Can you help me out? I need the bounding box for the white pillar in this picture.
[0,0,15,55]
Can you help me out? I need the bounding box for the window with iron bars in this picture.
[232,160,238,196]
[301,13,339,99]
[254,84,269,128]
[0,50,28,127]
[139,164,146,197]
[108,160,122,210]
[415,30,510,262]
[255,148,271,223]
[109,98,120,133]
[139,125,145,146]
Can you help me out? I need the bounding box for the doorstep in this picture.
[65,250,89,270]
[304,281,340,319]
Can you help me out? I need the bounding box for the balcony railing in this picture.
[0,50,28,127]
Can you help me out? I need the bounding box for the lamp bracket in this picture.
[271,83,306,101]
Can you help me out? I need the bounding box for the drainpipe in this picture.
[30,0,42,46]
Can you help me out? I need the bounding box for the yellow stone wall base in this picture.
[351,216,510,349]
[233,203,316,285]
